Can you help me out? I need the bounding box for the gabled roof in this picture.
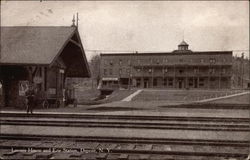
[0,26,75,64]
[0,26,90,77]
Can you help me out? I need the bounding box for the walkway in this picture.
[122,89,142,102]
[198,91,250,103]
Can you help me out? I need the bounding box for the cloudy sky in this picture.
[1,1,249,60]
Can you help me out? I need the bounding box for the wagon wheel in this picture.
[42,100,49,109]
[56,100,61,108]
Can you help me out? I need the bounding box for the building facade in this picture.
[0,26,90,108]
[100,41,232,90]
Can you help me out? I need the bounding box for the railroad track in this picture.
[1,112,249,122]
[0,134,249,160]
[1,112,249,131]
[1,112,249,159]
[1,118,249,131]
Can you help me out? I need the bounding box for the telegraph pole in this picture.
[241,53,244,89]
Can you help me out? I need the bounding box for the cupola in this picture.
[178,40,189,51]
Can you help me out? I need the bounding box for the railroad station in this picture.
[0,26,90,108]
[0,1,249,160]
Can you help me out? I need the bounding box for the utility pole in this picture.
[241,53,244,89]
[76,12,79,28]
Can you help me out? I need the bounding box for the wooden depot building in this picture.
[0,26,90,108]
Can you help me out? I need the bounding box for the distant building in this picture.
[0,26,90,108]
[232,55,250,89]
[99,41,232,90]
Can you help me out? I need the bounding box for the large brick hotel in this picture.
[99,41,232,90]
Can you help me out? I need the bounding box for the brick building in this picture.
[99,41,232,90]
[0,26,90,108]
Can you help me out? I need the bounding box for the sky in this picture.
[1,1,249,60]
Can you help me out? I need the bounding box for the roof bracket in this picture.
[69,39,81,48]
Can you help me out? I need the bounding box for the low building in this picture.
[0,26,90,108]
[99,41,232,90]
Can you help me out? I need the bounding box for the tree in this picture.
[89,54,101,86]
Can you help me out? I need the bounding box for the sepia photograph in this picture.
[0,1,249,159]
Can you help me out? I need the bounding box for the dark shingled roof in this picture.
[0,26,76,64]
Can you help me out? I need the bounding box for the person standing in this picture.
[25,84,36,114]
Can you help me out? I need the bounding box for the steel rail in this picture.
[0,113,249,122]
[1,119,249,131]
[1,134,249,147]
